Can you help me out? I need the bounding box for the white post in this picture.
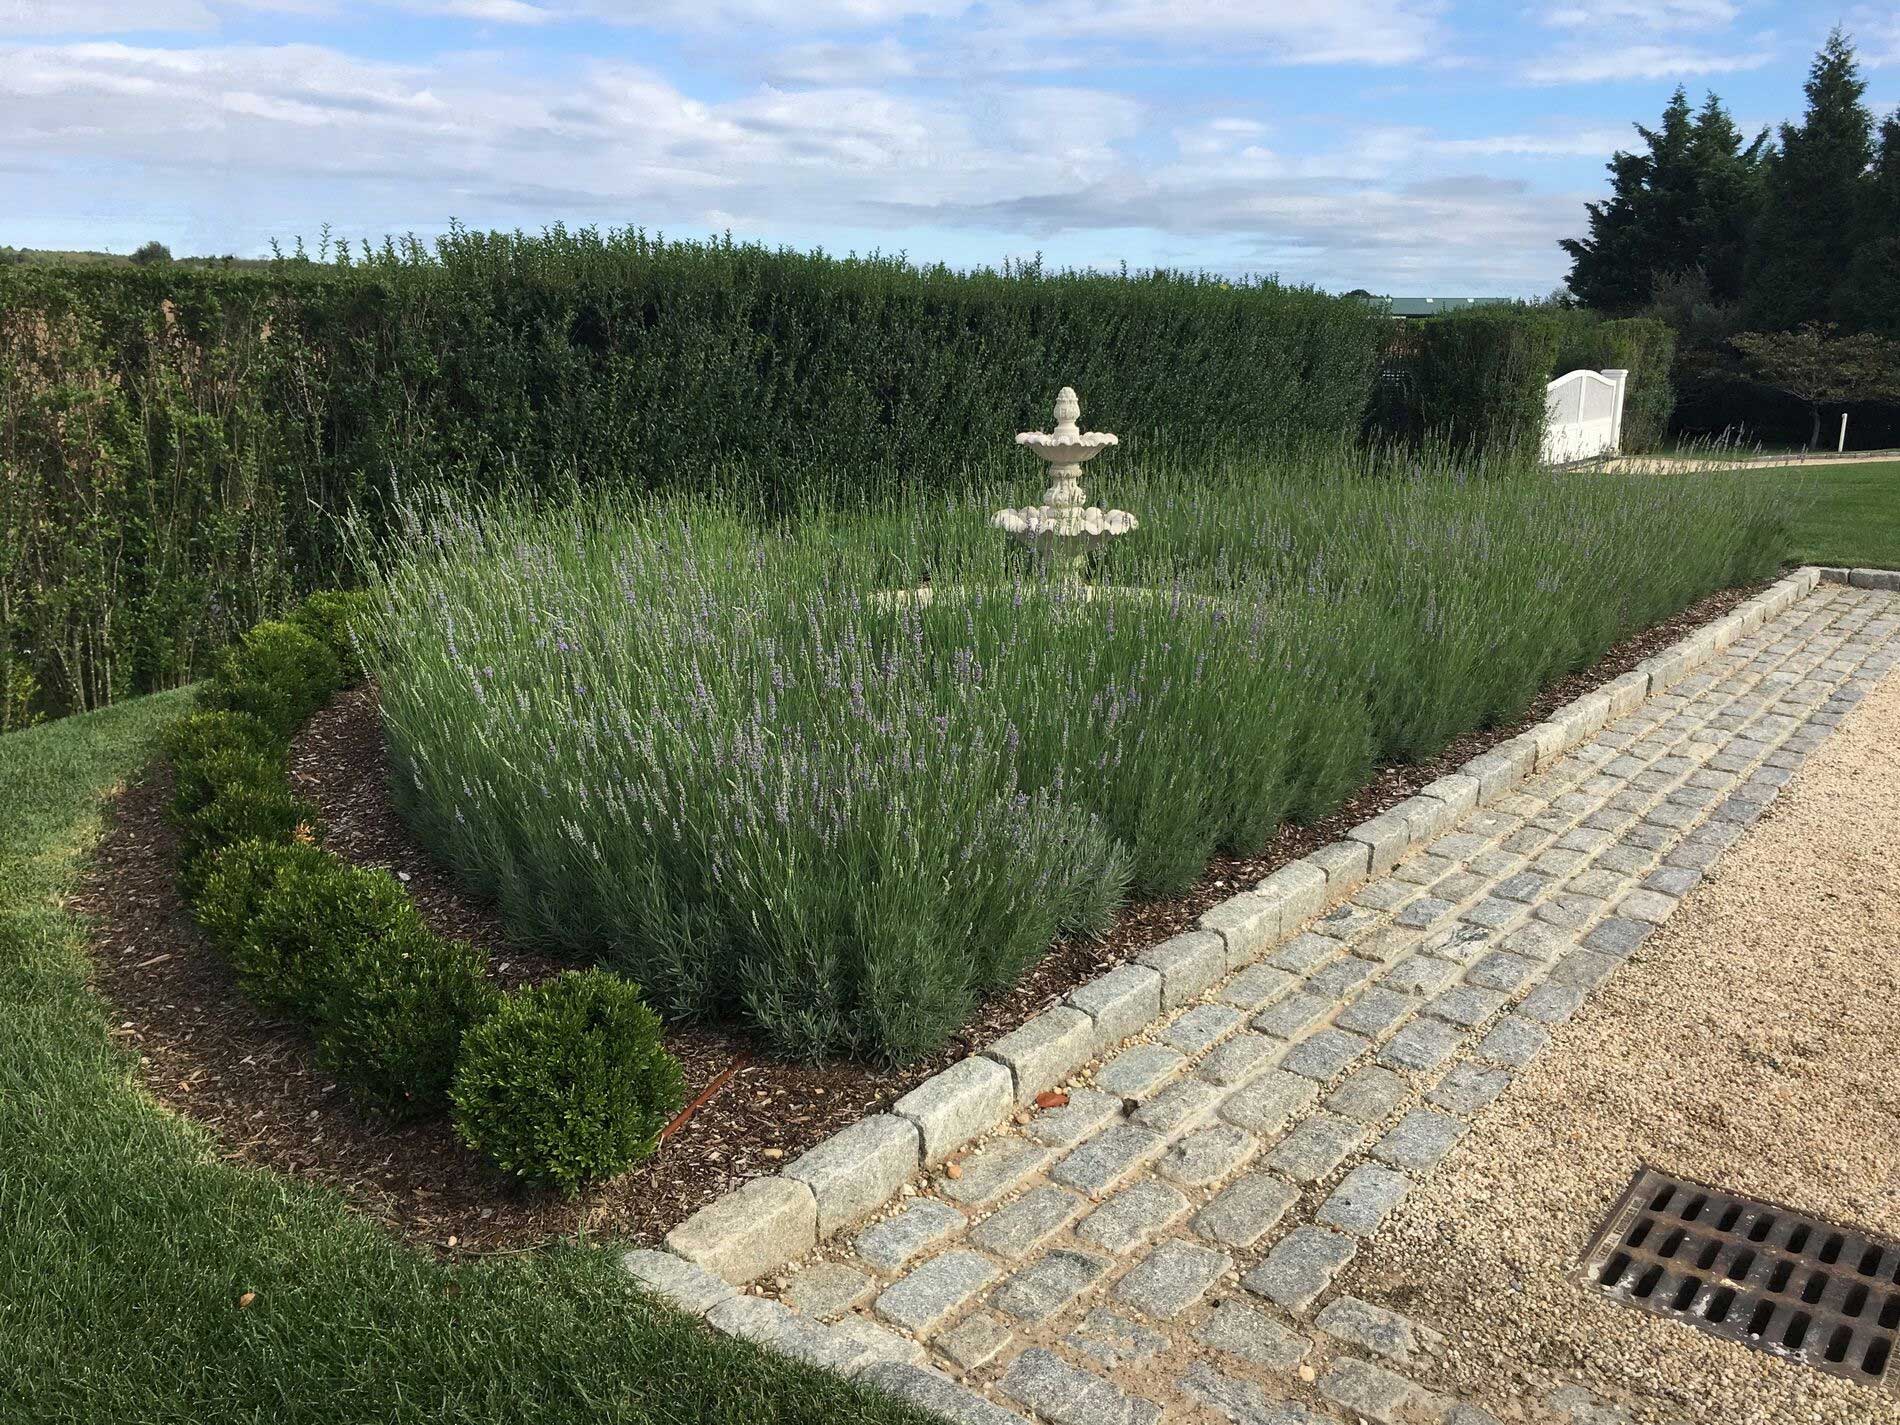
[1603,369,1629,454]
[1839,412,1849,454]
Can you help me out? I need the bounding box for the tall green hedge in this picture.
[1371,307,1676,458]
[1379,311,1562,456]
[0,227,1386,725]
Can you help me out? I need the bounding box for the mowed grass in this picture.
[1746,461,1900,570]
[0,694,931,1425]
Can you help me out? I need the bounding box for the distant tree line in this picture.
[1561,28,1900,445]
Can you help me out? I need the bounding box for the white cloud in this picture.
[1431,129,1632,158]
[6,0,220,32]
[1850,6,1900,69]
[989,0,1443,66]
[1523,43,1774,84]
[1543,0,1737,32]
[767,38,919,85]
[0,21,1594,293]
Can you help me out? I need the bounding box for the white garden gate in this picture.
[1542,367,1628,464]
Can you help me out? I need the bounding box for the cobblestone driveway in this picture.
[675,581,1900,1425]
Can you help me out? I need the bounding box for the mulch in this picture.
[74,579,1763,1258]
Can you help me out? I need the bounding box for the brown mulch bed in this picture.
[75,580,1764,1257]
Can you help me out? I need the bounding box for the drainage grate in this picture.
[1578,1166,1900,1391]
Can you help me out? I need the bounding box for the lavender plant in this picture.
[361,447,1784,1063]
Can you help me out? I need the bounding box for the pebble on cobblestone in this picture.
[1022,1088,1122,1148]
[937,1139,1053,1209]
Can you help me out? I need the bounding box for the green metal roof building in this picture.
[1359,296,1519,318]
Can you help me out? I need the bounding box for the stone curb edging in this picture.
[625,566,1836,1388]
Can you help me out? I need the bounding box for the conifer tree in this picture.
[1745,29,1874,330]
[1562,89,1766,312]
[1836,113,1900,338]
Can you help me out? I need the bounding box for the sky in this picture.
[2,1,1893,296]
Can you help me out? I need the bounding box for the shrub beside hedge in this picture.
[165,589,682,1184]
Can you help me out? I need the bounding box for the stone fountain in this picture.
[991,387,1136,577]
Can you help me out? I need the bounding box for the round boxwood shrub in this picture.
[230,855,414,1018]
[450,969,684,1197]
[162,708,283,768]
[289,590,377,685]
[177,777,322,900]
[169,744,284,822]
[203,620,342,741]
[193,837,336,960]
[308,922,500,1118]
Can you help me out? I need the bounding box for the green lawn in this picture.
[0,693,929,1425]
[1745,460,1900,570]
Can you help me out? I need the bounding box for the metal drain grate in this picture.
[1578,1166,1900,1390]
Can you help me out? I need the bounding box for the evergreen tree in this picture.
[1837,113,1900,338]
[1561,89,1766,312]
[1745,29,1874,330]
[1689,94,1768,303]
[1563,89,1697,311]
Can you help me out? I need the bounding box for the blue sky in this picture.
[3,1,1891,294]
